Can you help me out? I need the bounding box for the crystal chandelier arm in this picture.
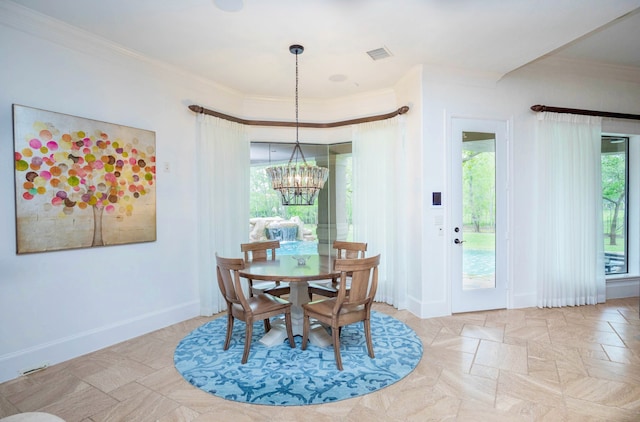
[287,142,308,166]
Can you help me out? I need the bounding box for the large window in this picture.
[249,142,352,256]
[602,135,628,275]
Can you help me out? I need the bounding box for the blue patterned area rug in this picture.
[174,311,423,406]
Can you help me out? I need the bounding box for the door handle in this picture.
[454,238,465,244]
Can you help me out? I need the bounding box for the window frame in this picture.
[602,131,640,282]
[602,135,629,276]
[249,141,353,253]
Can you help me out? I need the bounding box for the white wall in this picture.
[418,58,640,316]
[0,4,239,383]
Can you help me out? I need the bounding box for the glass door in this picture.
[451,118,508,313]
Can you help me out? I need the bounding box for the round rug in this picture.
[174,311,423,406]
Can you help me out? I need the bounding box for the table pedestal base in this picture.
[259,321,332,347]
[259,281,333,347]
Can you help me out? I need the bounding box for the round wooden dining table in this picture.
[239,254,338,347]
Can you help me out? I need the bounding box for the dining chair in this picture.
[307,240,368,299]
[301,254,380,370]
[241,240,290,297]
[215,254,295,364]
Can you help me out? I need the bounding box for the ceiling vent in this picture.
[366,47,392,61]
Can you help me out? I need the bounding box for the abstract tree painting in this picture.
[13,105,156,254]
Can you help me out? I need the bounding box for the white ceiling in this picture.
[7,0,640,100]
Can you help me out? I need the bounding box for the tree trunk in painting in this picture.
[92,206,104,247]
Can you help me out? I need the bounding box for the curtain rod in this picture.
[188,104,409,128]
[531,104,640,121]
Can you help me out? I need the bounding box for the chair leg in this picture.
[284,310,295,348]
[223,314,234,350]
[242,321,253,364]
[330,326,342,338]
[301,313,310,350]
[263,318,271,332]
[364,318,375,359]
[332,324,343,370]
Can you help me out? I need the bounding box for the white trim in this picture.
[606,278,640,300]
[511,292,538,309]
[448,114,511,312]
[0,301,199,384]
[417,299,450,319]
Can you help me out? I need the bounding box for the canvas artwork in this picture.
[13,104,157,254]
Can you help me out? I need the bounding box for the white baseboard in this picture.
[606,278,640,299]
[414,298,450,318]
[402,296,418,317]
[386,281,638,322]
[0,301,200,384]
[511,291,537,309]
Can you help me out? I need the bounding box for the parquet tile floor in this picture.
[1,298,638,421]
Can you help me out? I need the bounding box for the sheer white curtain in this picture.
[196,114,249,315]
[536,112,605,308]
[352,117,408,307]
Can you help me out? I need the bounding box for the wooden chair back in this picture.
[215,254,248,309]
[239,240,289,297]
[333,240,367,259]
[334,254,380,310]
[302,254,381,370]
[307,240,369,300]
[241,240,280,262]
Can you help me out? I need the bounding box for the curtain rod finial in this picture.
[531,105,545,112]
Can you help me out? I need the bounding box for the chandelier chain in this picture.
[295,47,299,146]
[265,44,328,206]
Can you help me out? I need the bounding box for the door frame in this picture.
[446,114,512,313]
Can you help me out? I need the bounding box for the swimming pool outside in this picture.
[277,241,495,277]
[463,249,495,276]
[277,241,319,256]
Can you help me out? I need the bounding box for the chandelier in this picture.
[265,44,329,206]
